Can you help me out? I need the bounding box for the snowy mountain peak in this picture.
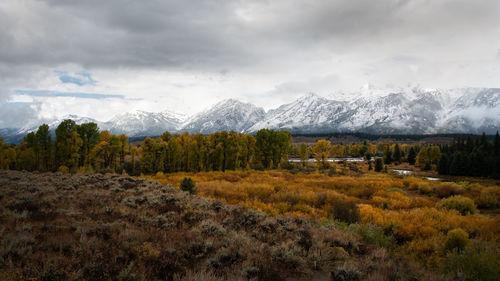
[214,98,241,107]
[1,87,500,143]
[181,99,266,134]
[249,87,500,134]
[299,92,323,99]
[107,110,182,136]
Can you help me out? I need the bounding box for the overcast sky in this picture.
[1,0,499,127]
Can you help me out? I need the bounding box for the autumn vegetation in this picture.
[0,119,499,280]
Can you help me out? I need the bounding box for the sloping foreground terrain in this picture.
[0,170,444,281]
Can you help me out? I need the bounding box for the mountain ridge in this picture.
[1,87,499,143]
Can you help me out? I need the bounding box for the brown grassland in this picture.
[0,170,449,281]
[148,164,500,279]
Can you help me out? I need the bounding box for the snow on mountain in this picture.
[16,115,104,136]
[0,110,185,144]
[436,88,500,133]
[247,93,350,133]
[250,87,500,134]
[181,99,266,134]
[0,115,105,144]
[107,110,183,136]
[1,87,499,144]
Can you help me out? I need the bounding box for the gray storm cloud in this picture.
[0,0,499,120]
[2,0,499,69]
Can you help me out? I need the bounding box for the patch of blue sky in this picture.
[9,102,33,106]
[14,90,124,99]
[54,70,96,86]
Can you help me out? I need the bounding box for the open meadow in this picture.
[148,167,500,278]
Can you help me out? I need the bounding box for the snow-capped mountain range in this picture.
[1,87,499,143]
[182,99,266,134]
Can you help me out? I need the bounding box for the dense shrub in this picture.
[443,241,499,281]
[437,196,477,215]
[331,264,361,281]
[444,228,468,253]
[354,224,395,250]
[328,166,337,176]
[180,177,196,194]
[330,200,360,224]
[476,189,499,209]
[374,158,383,172]
[6,196,39,213]
[58,165,69,174]
[434,183,463,198]
[206,247,245,277]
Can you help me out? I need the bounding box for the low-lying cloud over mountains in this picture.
[2,87,499,143]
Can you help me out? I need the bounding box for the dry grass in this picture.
[0,170,449,281]
[147,169,500,272]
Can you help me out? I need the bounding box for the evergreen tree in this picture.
[494,131,500,156]
[180,177,196,194]
[383,145,393,165]
[407,146,417,165]
[438,154,449,174]
[393,144,401,163]
[374,158,384,172]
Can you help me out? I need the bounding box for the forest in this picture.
[1,119,500,179]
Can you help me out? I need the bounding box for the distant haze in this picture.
[0,0,499,127]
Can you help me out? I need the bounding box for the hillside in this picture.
[0,170,444,281]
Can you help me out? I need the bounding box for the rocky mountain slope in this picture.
[181,99,266,134]
[1,87,499,143]
[248,87,500,134]
[106,110,184,136]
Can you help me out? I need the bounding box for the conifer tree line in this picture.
[0,120,291,175]
[438,133,500,178]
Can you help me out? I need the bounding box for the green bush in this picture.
[443,240,499,281]
[418,184,433,195]
[58,165,69,174]
[180,177,196,194]
[330,200,360,224]
[444,228,468,253]
[354,223,395,250]
[438,195,477,215]
[476,189,499,209]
